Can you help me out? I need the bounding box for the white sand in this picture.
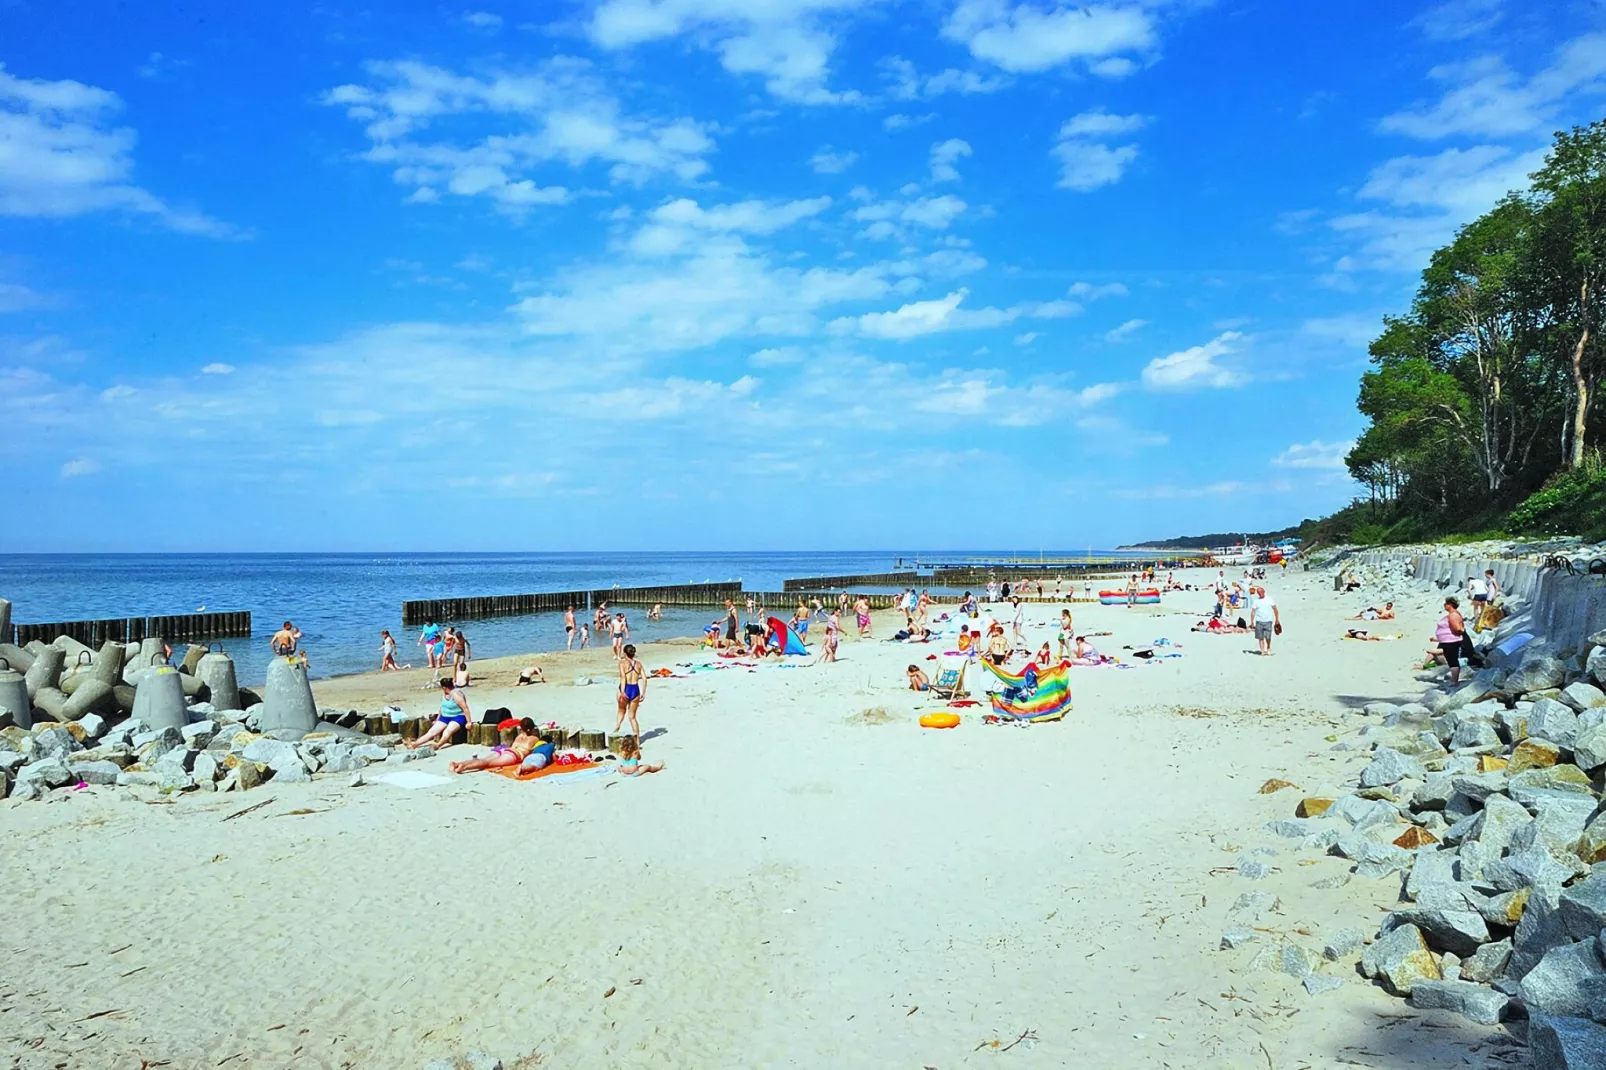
[0,567,1506,1068]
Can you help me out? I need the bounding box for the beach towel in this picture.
[490,759,600,783]
[980,658,1072,722]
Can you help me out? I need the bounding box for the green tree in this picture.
[1529,120,1606,469]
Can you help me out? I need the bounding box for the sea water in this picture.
[0,550,1142,683]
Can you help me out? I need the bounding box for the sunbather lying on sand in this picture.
[1344,629,1402,641]
[1192,618,1251,634]
[1349,603,1395,620]
[448,718,554,774]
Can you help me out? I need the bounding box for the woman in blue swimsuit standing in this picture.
[408,679,471,750]
[614,643,646,739]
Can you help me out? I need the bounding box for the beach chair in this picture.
[930,660,968,699]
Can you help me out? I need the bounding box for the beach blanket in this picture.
[980,659,1072,722]
[489,759,599,783]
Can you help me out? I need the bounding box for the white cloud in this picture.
[200,362,235,375]
[749,345,807,366]
[883,112,935,131]
[1052,112,1147,192]
[943,1,1156,74]
[1411,0,1503,42]
[929,138,972,182]
[1014,331,1040,345]
[0,281,51,312]
[1141,331,1246,390]
[1068,280,1127,300]
[898,194,967,229]
[629,195,832,254]
[854,193,969,238]
[0,63,235,236]
[463,10,503,29]
[810,146,857,173]
[1089,56,1137,79]
[832,286,1070,341]
[1379,35,1606,140]
[60,458,99,478]
[322,58,715,208]
[1104,317,1146,342]
[1272,439,1354,469]
[589,0,864,104]
[880,55,1006,100]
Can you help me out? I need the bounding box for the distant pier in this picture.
[9,610,252,647]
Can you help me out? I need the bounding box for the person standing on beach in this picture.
[452,629,471,686]
[724,599,740,649]
[564,605,577,650]
[854,595,872,638]
[417,618,443,668]
[815,617,840,664]
[1251,586,1281,656]
[1435,597,1468,686]
[580,624,591,649]
[1009,597,1025,649]
[379,630,405,672]
[615,643,646,738]
[610,613,629,659]
[1126,574,1139,608]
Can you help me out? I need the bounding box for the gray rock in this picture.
[1229,891,1280,922]
[130,725,182,751]
[240,737,306,773]
[1220,925,1257,950]
[1302,973,1343,996]
[1530,699,1582,749]
[348,770,364,788]
[1300,827,1342,852]
[1451,717,1501,751]
[1573,723,1606,772]
[1511,656,1568,695]
[352,743,389,763]
[1530,1014,1606,1070]
[116,770,162,788]
[16,757,72,788]
[1589,645,1606,686]
[1476,889,1533,928]
[72,760,120,786]
[271,762,311,783]
[1472,793,1535,856]
[1519,940,1606,1018]
[0,750,23,775]
[192,752,220,784]
[1462,938,1513,984]
[1238,859,1272,880]
[1250,940,1322,979]
[1323,928,1365,960]
[1485,845,1577,893]
[1412,773,1456,812]
[1407,848,1460,899]
[180,720,218,747]
[1311,873,1351,889]
[1451,771,1510,802]
[32,726,76,760]
[1363,701,1402,718]
[1266,818,1320,838]
[1361,923,1442,995]
[1408,979,1508,1024]
[464,1054,501,1070]
[1384,907,1490,956]
[1332,794,1399,831]
[1360,747,1425,788]
[76,712,107,740]
[1508,765,1597,809]
[1560,681,1606,713]
[1560,873,1606,941]
[1512,885,1570,981]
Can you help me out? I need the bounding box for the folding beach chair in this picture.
[930,660,968,699]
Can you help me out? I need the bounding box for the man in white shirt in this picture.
[1467,575,1489,605]
[1251,586,1281,655]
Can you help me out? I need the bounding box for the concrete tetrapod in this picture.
[62,678,116,721]
[195,651,239,712]
[89,641,125,687]
[23,646,63,701]
[0,663,30,730]
[130,666,188,732]
[261,656,318,738]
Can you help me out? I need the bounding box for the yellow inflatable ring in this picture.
[919,712,961,729]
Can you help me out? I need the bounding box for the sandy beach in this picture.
[0,566,1503,1069]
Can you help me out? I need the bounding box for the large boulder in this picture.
[1530,1015,1606,1070]
[1560,681,1606,713]
[1559,873,1606,941]
[1529,700,1582,750]
[1507,765,1595,809]
[1360,747,1426,788]
[1383,907,1489,956]
[1361,923,1442,996]
[1408,979,1508,1024]
[1510,656,1568,696]
[1518,940,1606,1019]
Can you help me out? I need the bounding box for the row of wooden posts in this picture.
[10,611,252,648]
[401,585,914,624]
[369,715,621,753]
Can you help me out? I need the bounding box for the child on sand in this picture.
[515,666,546,685]
[617,735,663,776]
[814,621,839,665]
[907,664,930,691]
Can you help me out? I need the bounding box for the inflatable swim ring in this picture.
[919,712,961,729]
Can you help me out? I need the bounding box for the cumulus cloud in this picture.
[628,195,832,254]
[463,10,503,29]
[809,146,858,173]
[322,58,715,208]
[201,362,236,375]
[1052,111,1147,191]
[1411,0,1503,42]
[1272,439,1355,469]
[1141,331,1246,390]
[1104,318,1146,341]
[1068,280,1127,300]
[880,55,1006,100]
[1380,34,1606,140]
[942,1,1156,74]
[883,112,935,131]
[60,458,99,478]
[0,63,236,235]
[588,0,864,104]
[832,287,1073,341]
[929,138,972,182]
[853,193,969,239]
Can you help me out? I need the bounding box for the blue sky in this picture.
[2,0,1603,552]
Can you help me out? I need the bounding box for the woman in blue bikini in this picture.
[614,643,646,738]
[408,679,471,750]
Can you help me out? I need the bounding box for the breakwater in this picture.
[9,611,252,647]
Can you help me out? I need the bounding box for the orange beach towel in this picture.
[489,759,596,782]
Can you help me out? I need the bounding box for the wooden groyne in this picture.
[402,583,744,625]
[781,572,921,591]
[10,610,252,647]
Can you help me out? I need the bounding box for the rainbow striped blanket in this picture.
[980,659,1072,723]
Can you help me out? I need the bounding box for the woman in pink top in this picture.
[1434,597,1468,686]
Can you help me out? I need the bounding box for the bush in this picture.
[1505,464,1606,538]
